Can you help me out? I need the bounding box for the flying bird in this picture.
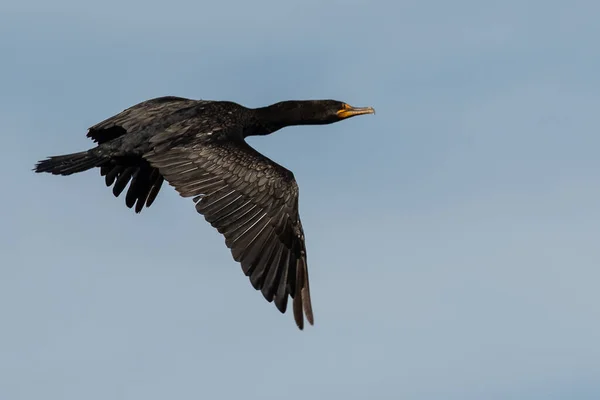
[34,96,375,329]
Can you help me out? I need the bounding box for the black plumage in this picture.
[34,96,375,329]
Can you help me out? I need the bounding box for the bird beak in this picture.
[337,104,376,119]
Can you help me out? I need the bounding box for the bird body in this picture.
[34,96,375,329]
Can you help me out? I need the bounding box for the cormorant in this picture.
[34,96,375,329]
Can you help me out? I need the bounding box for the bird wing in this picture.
[86,96,198,144]
[86,97,201,212]
[144,132,314,329]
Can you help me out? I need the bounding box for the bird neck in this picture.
[246,101,328,136]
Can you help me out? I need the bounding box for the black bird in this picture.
[34,96,375,329]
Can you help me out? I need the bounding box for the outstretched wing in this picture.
[86,96,201,212]
[86,96,197,144]
[145,134,314,329]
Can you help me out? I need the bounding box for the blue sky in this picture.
[1,1,600,399]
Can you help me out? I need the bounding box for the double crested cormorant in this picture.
[34,96,375,329]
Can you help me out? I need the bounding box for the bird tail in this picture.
[34,149,106,176]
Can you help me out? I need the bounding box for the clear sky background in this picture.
[1,1,599,399]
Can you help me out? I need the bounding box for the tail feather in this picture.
[34,150,105,176]
[34,150,165,213]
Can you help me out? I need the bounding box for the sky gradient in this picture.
[2,1,600,399]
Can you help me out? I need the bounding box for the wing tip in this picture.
[293,256,314,330]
